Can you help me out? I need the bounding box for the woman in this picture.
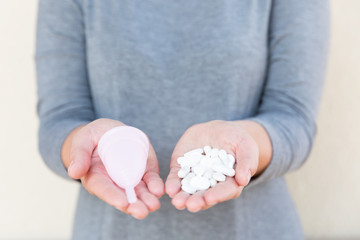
[36,1,329,239]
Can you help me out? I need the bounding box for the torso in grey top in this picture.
[35,1,329,239]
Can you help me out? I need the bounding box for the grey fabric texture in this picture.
[35,0,329,239]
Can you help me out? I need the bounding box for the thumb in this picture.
[68,126,94,179]
[234,140,259,186]
[165,141,189,197]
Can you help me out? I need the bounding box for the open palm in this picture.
[165,120,259,212]
[68,119,164,219]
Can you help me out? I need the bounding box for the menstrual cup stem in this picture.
[126,187,137,204]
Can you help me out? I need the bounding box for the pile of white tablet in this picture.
[177,146,236,194]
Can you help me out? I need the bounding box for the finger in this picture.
[204,178,243,205]
[127,200,149,220]
[143,144,165,197]
[145,143,160,175]
[135,181,161,212]
[166,129,203,197]
[143,171,164,198]
[235,139,259,186]
[185,190,206,213]
[171,191,191,210]
[165,166,182,197]
[68,127,95,179]
[81,171,129,212]
[202,202,216,210]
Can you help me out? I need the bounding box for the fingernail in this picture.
[247,170,252,183]
[68,161,76,173]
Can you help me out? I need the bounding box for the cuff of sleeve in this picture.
[244,114,292,189]
[39,119,91,181]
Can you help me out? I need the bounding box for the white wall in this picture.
[0,1,359,239]
[0,1,79,239]
[286,1,360,238]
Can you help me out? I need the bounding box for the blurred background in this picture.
[0,1,359,239]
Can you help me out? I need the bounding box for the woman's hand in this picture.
[165,120,268,212]
[64,119,165,219]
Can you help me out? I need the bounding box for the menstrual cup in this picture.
[98,126,149,203]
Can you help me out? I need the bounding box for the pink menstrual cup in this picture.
[98,126,149,204]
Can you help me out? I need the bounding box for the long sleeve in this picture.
[247,0,330,188]
[35,0,94,180]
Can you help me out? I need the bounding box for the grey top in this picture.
[35,0,329,239]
